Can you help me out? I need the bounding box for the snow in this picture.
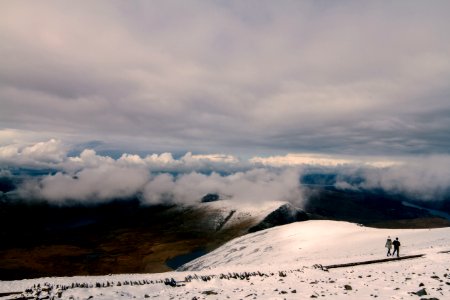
[194,199,291,230]
[182,220,450,270]
[1,220,450,299]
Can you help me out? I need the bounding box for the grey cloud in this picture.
[1,1,450,155]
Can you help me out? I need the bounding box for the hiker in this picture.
[385,236,393,256]
[392,237,401,257]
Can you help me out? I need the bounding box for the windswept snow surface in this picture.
[182,220,450,270]
[2,220,450,299]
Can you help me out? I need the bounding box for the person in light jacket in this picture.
[385,236,393,256]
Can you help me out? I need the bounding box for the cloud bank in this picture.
[333,156,450,201]
[1,140,450,205]
[18,161,304,206]
[2,140,304,205]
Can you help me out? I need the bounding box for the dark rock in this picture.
[201,194,220,203]
[419,282,425,287]
[201,290,218,295]
[344,285,352,290]
[164,278,177,287]
[249,203,308,232]
[414,288,427,296]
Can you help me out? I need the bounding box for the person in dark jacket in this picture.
[392,237,401,257]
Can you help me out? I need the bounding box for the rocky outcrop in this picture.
[248,203,308,233]
[201,193,220,203]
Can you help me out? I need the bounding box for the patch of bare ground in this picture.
[0,202,260,280]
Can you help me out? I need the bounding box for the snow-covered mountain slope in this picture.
[181,220,450,271]
[194,200,305,232]
[1,220,450,300]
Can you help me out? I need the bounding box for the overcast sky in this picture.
[1,1,450,157]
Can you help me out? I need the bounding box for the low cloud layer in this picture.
[140,168,303,206]
[20,164,149,203]
[1,140,450,205]
[18,162,304,206]
[334,156,450,201]
[2,140,304,205]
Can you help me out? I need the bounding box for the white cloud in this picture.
[143,153,176,165]
[3,141,304,205]
[20,164,149,203]
[0,144,19,160]
[182,153,239,164]
[250,153,354,167]
[20,139,66,164]
[117,152,243,174]
[0,139,67,168]
[356,156,450,200]
[140,167,305,206]
[65,149,116,172]
[249,153,399,168]
[17,160,304,206]
[2,140,450,203]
